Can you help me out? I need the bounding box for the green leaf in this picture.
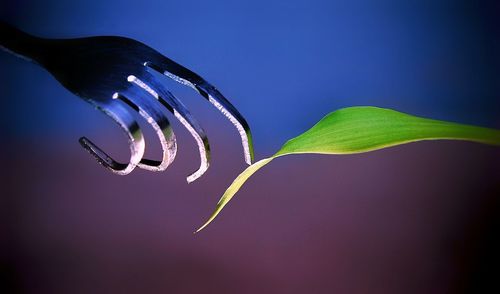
[196,106,500,232]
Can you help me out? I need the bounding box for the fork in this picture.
[0,21,254,182]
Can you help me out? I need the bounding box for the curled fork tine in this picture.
[129,74,210,183]
[79,101,145,175]
[145,59,254,165]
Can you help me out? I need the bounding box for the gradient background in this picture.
[1,0,499,293]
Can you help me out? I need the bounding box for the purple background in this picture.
[1,0,500,293]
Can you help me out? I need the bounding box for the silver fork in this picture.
[0,21,254,182]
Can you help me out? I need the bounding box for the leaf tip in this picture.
[195,214,217,233]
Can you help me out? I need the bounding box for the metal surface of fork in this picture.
[0,21,254,182]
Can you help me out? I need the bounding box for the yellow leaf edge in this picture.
[195,157,275,233]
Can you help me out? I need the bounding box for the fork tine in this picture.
[145,58,254,165]
[79,100,145,175]
[129,74,210,183]
[118,79,177,172]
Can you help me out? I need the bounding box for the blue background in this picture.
[2,0,499,148]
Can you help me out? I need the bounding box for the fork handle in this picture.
[0,21,48,63]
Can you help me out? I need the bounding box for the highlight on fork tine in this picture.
[79,69,252,182]
[199,84,254,165]
[127,74,211,183]
[113,89,178,173]
[144,60,255,165]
